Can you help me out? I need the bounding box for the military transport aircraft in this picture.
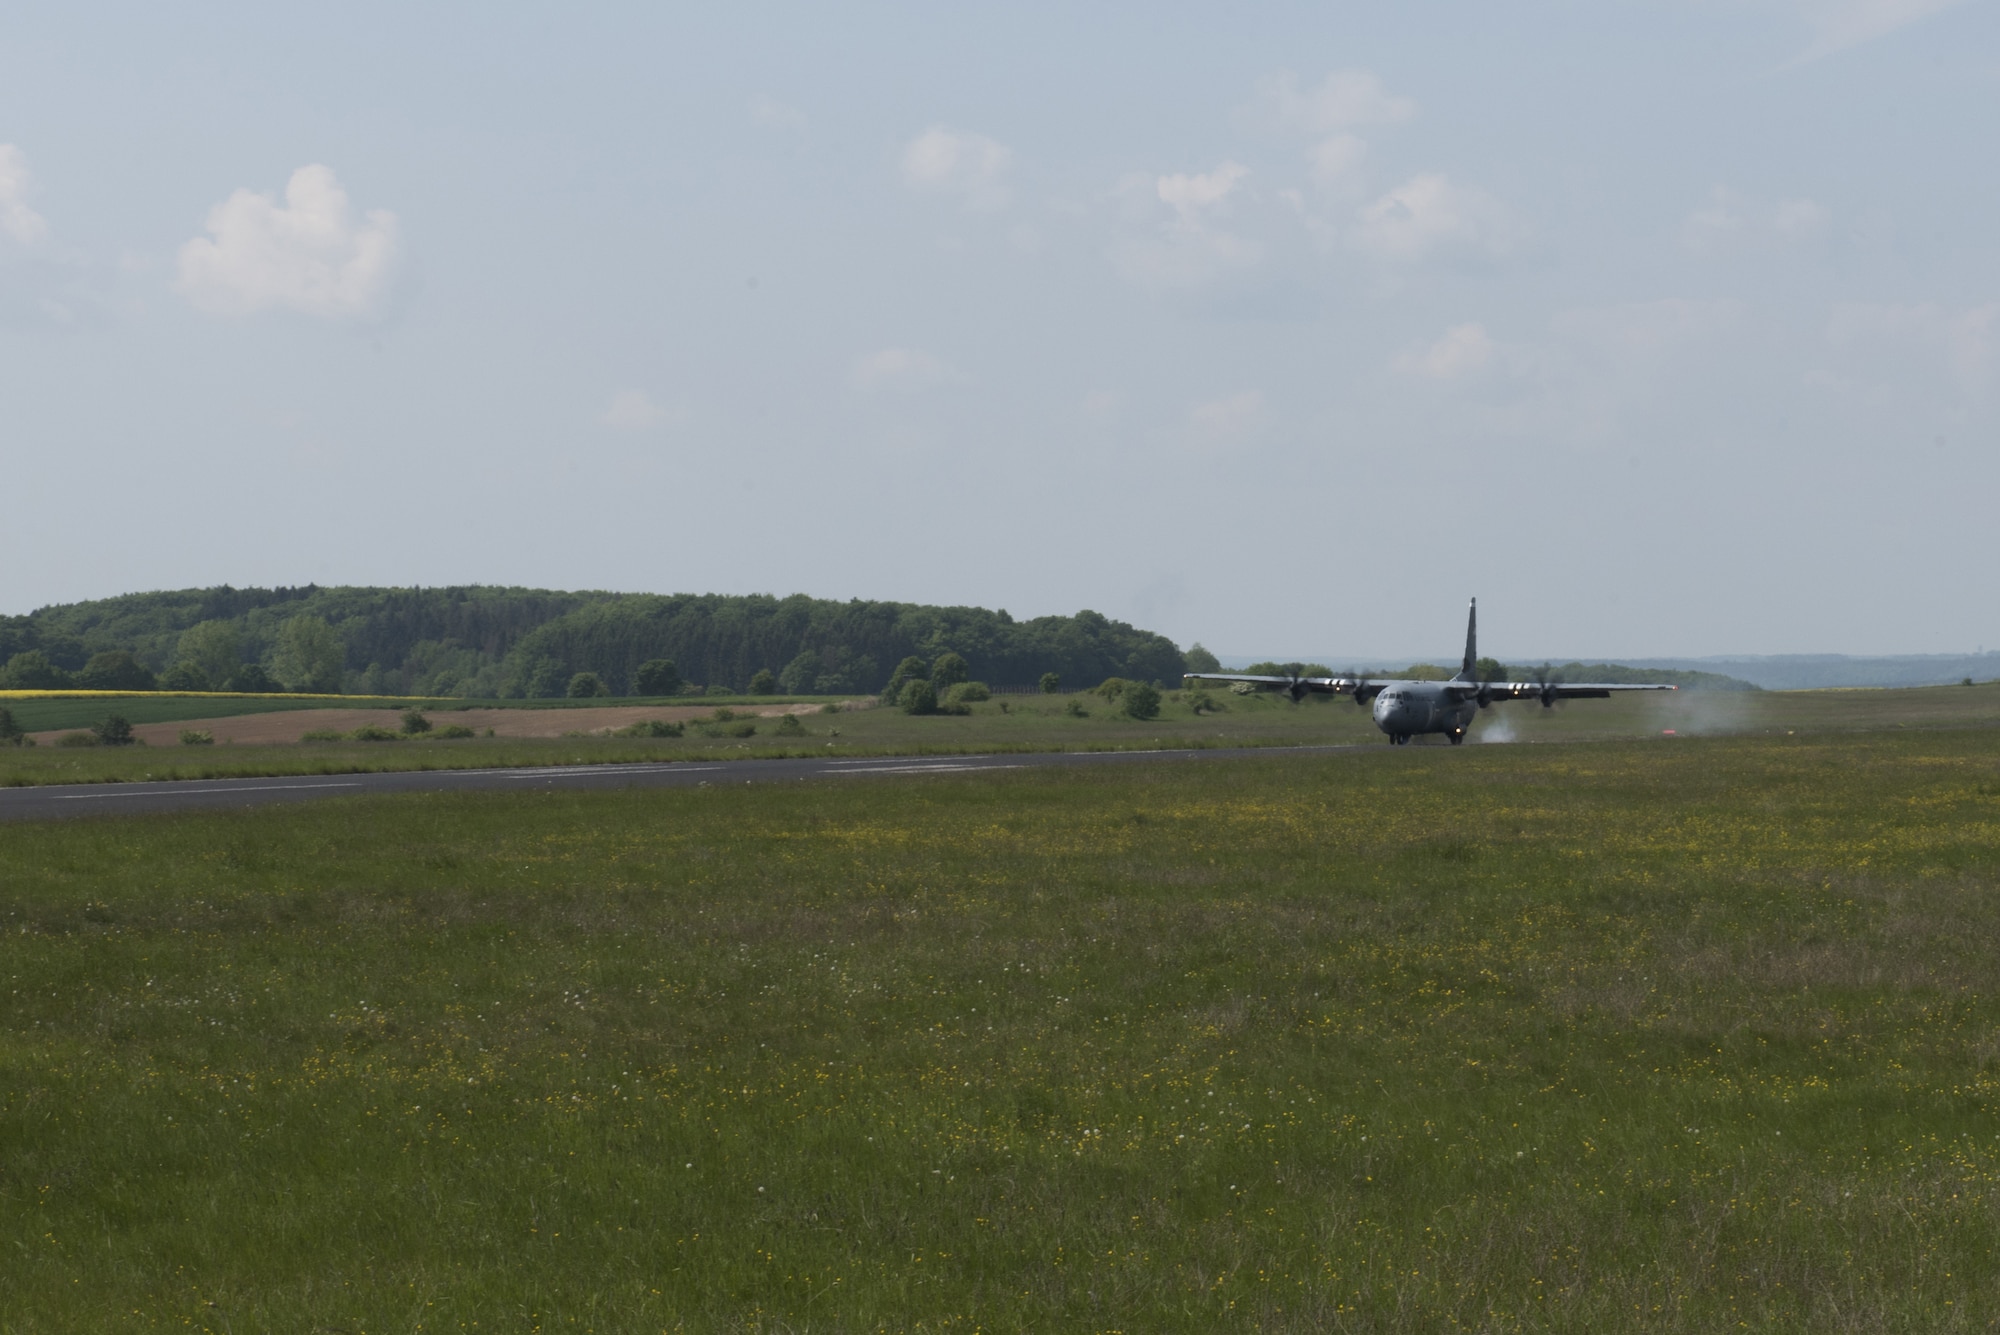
[1183,599,1675,746]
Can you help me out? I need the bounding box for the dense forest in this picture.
[0,586,1191,697]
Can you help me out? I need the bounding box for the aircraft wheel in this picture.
[1448,730,1465,746]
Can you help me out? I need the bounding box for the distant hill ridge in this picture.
[1625,655,2000,691]
[0,586,1188,698]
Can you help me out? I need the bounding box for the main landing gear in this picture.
[1447,728,1466,746]
[1389,733,1410,746]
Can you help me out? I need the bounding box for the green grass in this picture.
[8,681,2000,788]
[6,729,2000,1329]
[0,693,807,734]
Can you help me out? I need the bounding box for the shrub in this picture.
[728,721,758,738]
[349,725,401,742]
[899,679,939,715]
[224,664,279,693]
[711,708,737,722]
[1064,697,1089,718]
[820,702,841,714]
[623,719,683,738]
[1122,681,1162,720]
[158,663,211,692]
[1187,690,1225,715]
[271,615,345,693]
[174,619,242,687]
[950,680,990,703]
[777,650,821,695]
[930,653,969,690]
[425,724,477,740]
[1039,672,1061,694]
[634,658,682,695]
[400,709,433,735]
[748,668,777,696]
[567,672,608,699]
[522,657,568,699]
[0,707,21,744]
[775,713,807,736]
[705,683,733,697]
[881,656,929,705]
[92,715,137,746]
[1094,677,1129,701]
[300,729,346,742]
[3,650,70,690]
[78,651,158,692]
[1184,642,1221,674]
[178,729,215,746]
[55,732,98,747]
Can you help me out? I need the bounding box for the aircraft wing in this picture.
[1183,672,1678,703]
[1443,681,1677,702]
[1182,671,1361,698]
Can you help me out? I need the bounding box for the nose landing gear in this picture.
[1448,728,1466,746]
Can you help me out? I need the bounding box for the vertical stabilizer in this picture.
[1456,598,1478,681]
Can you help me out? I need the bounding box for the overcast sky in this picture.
[2,1,1995,659]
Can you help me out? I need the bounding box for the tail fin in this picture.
[1456,598,1478,682]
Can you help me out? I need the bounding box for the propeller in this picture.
[1280,662,1309,704]
[1534,662,1563,710]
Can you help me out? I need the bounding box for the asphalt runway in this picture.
[0,745,1362,823]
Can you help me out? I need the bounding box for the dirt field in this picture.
[28,702,847,748]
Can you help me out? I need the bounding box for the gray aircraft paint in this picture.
[1185,600,1676,746]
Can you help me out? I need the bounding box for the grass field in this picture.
[6,727,2000,1329]
[6,680,2000,788]
[0,692,806,736]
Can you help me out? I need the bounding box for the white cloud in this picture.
[1790,0,1969,63]
[1306,134,1369,190]
[175,164,399,319]
[0,145,49,245]
[1395,323,1495,379]
[1351,173,1520,264]
[600,390,671,429]
[1253,70,1411,194]
[901,127,1013,211]
[1254,70,1414,136]
[1111,163,1261,290]
[1156,162,1248,219]
[1683,187,1828,251]
[853,347,959,391]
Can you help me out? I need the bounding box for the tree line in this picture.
[0,586,1191,698]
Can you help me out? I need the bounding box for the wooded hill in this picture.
[0,586,1191,698]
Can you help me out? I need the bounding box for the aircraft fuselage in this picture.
[1372,681,1478,745]
[1181,598,1676,746]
